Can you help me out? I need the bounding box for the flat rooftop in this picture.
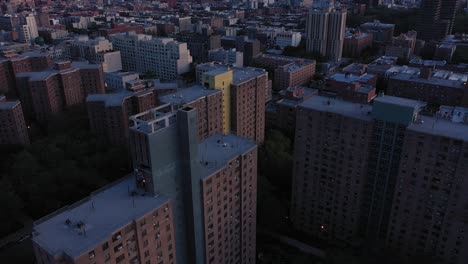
[200,63,268,85]
[0,99,20,110]
[299,95,373,121]
[159,85,220,105]
[389,69,468,89]
[408,116,468,141]
[32,176,170,258]
[198,134,256,178]
[86,90,133,107]
[330,73,376,84]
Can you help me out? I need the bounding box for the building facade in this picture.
[109,32,192,80]
[32,176,176,264]
[128,105,257,264]
[274,59,316,90]
[0,95,29,145]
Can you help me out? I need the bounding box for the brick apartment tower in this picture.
[386,107,468,264]
[32,176,176,264]
[128,105,257,264]
[87,84,159,145]
[0,95,29,145]
[290,96,373,243]
[158,85,224,141]
[15,61,105,122]
[196,62,268,144]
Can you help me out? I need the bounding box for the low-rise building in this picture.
[387,67,468,107]
[274,59,316,90]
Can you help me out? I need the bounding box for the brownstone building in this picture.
[0,95,29,145]
[16,61,105,122]
[32,176,176,264]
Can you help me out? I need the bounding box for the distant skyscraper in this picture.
[305,0,347,61]
[416,0,459,41]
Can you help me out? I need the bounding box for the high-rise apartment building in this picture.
[290,95,426,243]
[0,50,52,95]
[87,83,159,145]
[416,0,459,41]
[158,85,223,141]
[386,105,468,264]
[305,0,347,61]
[16,61,105,122]
[128,104,257,264]
[0,95,29,145]
[196,62,268,143]
[291,96,374,243]
[360,96,426,240]
[32,176,176,264]
[109,32,192,81]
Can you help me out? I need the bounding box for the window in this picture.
[116,254,125,263]
[88,251,95,259]
[112,232,122,241]
[102,242,109,251]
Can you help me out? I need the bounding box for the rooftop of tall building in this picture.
[0,98,20,110]
[159,85,220,106]
[408,114,468,141]
[198,62,267,85]
[198,134,256,177]
[32,175,170,259]
[299,95,373,121]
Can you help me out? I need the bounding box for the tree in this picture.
[259,130,294,194]
[0,180,24,236]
